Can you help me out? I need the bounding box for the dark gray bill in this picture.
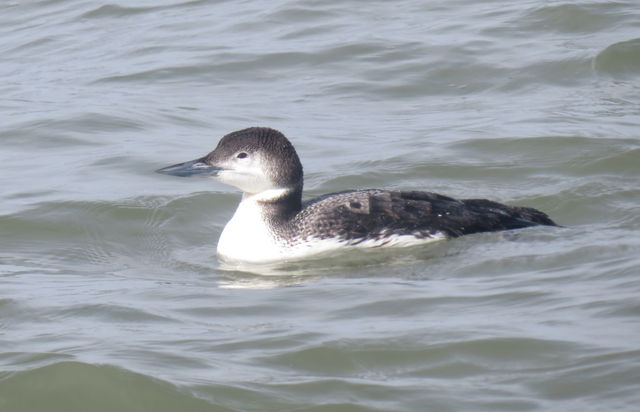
[155,158,220,177]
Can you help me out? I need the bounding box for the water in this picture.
[1,0,639,410]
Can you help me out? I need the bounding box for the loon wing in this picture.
[297,189,556,242]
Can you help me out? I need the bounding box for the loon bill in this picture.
[157,127,557,263]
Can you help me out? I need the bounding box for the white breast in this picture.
[216,195,286,263]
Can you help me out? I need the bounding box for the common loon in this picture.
[157,127,556,263]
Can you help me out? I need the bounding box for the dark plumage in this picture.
[272,188,556,245]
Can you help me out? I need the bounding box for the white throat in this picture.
[247,187,292,202]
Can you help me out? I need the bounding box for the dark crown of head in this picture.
[209,127,303,187]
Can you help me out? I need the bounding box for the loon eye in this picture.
[236,152,248,159]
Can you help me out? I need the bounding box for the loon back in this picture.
[289,189,555,243]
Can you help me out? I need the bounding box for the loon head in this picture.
[157,127,303,199]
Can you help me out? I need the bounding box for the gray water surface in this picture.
[1,1,640,411]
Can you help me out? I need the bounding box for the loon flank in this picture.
[157,127,556,263]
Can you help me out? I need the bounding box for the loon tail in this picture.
[459,198,557,234]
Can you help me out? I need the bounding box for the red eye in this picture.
[237,152,248,159]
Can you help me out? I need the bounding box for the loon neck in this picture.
[244,185,302,221]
